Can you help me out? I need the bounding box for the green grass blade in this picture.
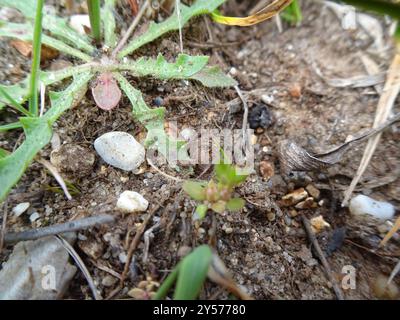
[28,0,44,116]
[87,0,101,42]
[118,0,228,58]
[153,266,180,300]
[174,245,212,300]
[103,0,117,48]
[0,72,92,203]
[0,122,23,132]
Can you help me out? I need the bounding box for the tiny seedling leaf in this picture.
[183,180,207,201]
[211,200,226,214]
[174,245,212,300]
[226,198,245,212]
[195,204,208,220]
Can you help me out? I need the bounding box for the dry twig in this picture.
[302,216,345,300]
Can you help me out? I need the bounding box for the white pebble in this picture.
[29,212,40,223]
[116,191,149,213]
[349,195,395,221]
[180,127,196,141]
[69,14,91,35]
[94,132,145,171]
[12,202,30,217]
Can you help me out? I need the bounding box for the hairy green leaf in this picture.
[174,245,212,300]
[0,0,94,53]
[190,66,237,87]
[0,72,92,202]
[115,73,190,164]
[0,79,29,111]
[118,0,228,58]
[103,0,117,48]
[0,122,22,132]
[0,21,91,61]
[183,180,207,201]
[0,148,9,158]
[121,53,209,79]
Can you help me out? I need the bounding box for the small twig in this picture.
[143,221,161,263]
[234,85,250,156]
[301,216,345,300]
[4,214,115,244]
[56,235,102,300]
[39,82,45,117]
[106,202,164,299]
[0,200,9,254]
[112,0,149,58]
[147,157,183,182]
[176,0,184,53]
[37,158,72,200]
[343,49,400,206]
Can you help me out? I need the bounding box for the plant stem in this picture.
[29,0,44,116]
[87,0,101,42]
[0,87,33,117]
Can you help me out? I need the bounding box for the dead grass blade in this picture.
[342,49,400,206]
[278,112,400,173]
[56,235,102,300]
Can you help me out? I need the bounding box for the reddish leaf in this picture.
[91,72,122,111]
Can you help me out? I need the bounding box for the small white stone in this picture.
[116,191,149,213]
[69,14,91,35]
[29,212,40,223]
[94,131,145,171]
[349,195,395,221]
[261,94,274,104]
[180,128,196,141]
[118,252,127,264]
[12,202,30,217]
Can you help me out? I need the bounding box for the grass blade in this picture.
[87,0,101,42]
[28,0,44,116]
[174,245,212,300]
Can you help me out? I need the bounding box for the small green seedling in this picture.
[183,162,248,219]
[154,245,212,300]
[281,0,302,25]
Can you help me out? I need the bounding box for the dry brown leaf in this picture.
[10,39,59,62]
[211,0,293,26]
[278,112,400,173]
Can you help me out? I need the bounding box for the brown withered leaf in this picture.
[91,72,122,111]
[10,40,59,62]
[278,112,400,173]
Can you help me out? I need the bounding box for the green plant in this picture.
[0,0,237,203]
[183,162,248,219]
[154,245,212,300]
[281,0,302,25]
